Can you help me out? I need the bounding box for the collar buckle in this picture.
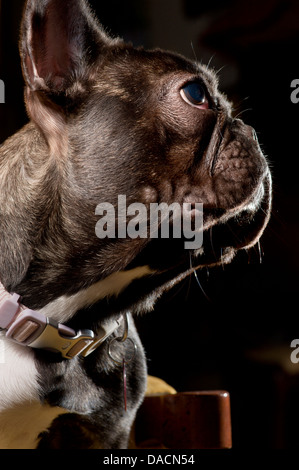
[6,309,95,359]
[80,317,123,358]
[0,283,123,360]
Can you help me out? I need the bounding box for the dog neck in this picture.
[0,282,123,359]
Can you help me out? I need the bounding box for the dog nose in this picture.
[249,127,258,141]
[243,124,259,142]
[232,119,259,142]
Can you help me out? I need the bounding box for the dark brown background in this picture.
[1,0,299,449]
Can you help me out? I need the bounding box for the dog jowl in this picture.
[0,0,271,449]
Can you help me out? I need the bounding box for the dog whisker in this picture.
[209,227,219,262]
[189,252,211,302]
[206,53,216,70]
[214,63,228,78]
[193,268,212,303]
[190,41,199,65]
[257,240,263,264]
[232,108,253,121]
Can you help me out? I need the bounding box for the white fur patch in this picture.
[0,340,5,364]
[39,265,155,323]
[0,337,39,412]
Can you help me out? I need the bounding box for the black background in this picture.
[1,0,299,449]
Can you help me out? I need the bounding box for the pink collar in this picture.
[0,283,122,359]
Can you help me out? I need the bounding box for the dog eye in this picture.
[180,82,208,108]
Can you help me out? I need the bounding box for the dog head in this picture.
[6,0,271,307]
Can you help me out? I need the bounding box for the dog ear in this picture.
[21,0,115,93]
[20,0,118,155]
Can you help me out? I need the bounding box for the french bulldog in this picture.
[0,0,271,449]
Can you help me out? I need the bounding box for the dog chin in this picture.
[193,171,272,267]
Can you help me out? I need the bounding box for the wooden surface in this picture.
[134,390,232,449]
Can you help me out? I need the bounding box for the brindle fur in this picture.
[0,0,271,448]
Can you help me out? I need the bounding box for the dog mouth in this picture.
[192,169,272,267]
[127,169,271,273]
